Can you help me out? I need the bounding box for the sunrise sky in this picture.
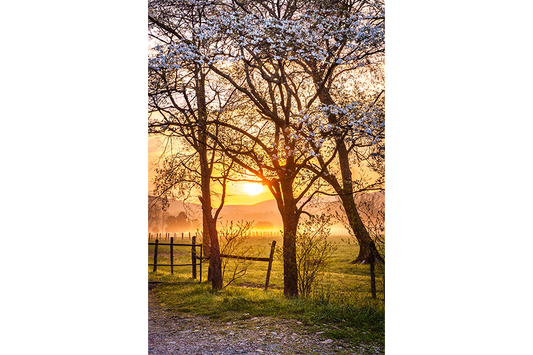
[149,136,273,205]
[149,134,381,206]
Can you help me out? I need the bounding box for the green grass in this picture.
[148,235,384,349]
[148,239,204,283]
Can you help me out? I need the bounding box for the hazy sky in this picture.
[148,136,272,205]
[149,134,381,205]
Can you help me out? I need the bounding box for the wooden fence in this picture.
[148,235,203,282]
[220,240,277,290]
[149,232,192,242]
[149,231,294,239]
[148,234,277,290]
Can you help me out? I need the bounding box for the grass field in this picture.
[148,234,385,349]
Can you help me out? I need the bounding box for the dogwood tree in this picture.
[148,0,385,296]
[149,0,237,290]
[206,0,385,265]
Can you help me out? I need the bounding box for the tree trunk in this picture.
[200,195,222,291]
[197,68,223,291]
[338,192,382,264]
[202,212,212,282]
[310,65,382,265]
[278,179,299,298]
[335,141,382,264]
[281,212,299,297]
[202,217,211,259]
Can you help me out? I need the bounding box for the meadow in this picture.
[148,234,385,349]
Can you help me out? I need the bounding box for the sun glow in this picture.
[243,183,264,195]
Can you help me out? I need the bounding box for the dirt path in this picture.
[148,287,382,355]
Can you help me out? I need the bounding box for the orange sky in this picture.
[148,136,273,205]
[149,135,380,206]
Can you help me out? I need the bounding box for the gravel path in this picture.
[148,286,382,355]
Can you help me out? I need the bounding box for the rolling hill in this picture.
[149,191,383,235]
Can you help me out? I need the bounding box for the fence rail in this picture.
[149,232,192,242]
[149,230,353,240]
[148,235,202,282]
[216,240,277,290]
[148,234,277,290]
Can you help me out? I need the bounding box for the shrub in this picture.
[218,220,258,288]
[296,214,337,297]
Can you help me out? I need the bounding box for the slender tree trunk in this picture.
[337,191,382,264]
[202,209,212,282]
[334,140,381,264]
[200,191,222,290]
[202,226,211,258]
[336,144,383,263]
[202,211,212,282]
[310,66,382,264]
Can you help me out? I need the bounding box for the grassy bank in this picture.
[152,282,384,349]
[149,235,384,349]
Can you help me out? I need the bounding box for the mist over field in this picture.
[149,191,384,235]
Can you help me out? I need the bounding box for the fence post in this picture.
[199,240,203,283]
[170,236,174,274]
[264,240,277,290]
[191,235,197,279]
[153,239,159,273]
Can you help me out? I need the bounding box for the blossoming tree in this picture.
[148,0,385,296]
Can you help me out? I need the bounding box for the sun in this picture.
[243,183,264,195]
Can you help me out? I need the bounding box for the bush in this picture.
[218,220,259,288]
[295,214,337,297]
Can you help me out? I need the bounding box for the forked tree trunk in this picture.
[197,69,223,291]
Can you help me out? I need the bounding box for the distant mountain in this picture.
[149,191,383,232]
[151,197,283,228]
[216,200,282,228]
